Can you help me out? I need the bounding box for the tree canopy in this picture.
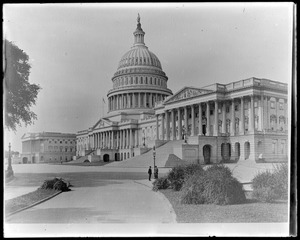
[4,39,41,131]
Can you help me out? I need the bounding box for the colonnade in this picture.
[155,95,279,140]
[108,93,167,111]
[89,128,138,150]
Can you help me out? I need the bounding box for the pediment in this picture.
[165,87,211,104]
[92,118,112,129]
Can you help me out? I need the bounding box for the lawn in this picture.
[5,188,59,216]
[160,189,289,223]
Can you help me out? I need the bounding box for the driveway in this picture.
[5,179,176,224]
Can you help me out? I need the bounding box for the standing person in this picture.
[154,166,158,179]
[148,166,152,181]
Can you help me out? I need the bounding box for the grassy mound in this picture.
[167,163,204,191]
[180,165,246,205]
[252,163,288,202]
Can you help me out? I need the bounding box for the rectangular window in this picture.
[271,101,275,109]
[235,105,238,111]
[210,110,213,115]
[226,107,230,113]
[279,102,284,110]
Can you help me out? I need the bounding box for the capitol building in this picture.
[75,15,288,165]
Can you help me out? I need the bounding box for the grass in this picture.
[160,189,289,223]
[5,188,59,216]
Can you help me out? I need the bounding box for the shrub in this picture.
[252,163,289,202]
[273,163,289,200]
[152,176,170,191]
[40,177,71,192]
[167,163,204,191]
[252,186,277,203]
[180,164,246,205]
[167,165,186,191]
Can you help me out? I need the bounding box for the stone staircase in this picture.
[66,150,96,164]
[104,140,186,168]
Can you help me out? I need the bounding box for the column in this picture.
[123,130,126,149]
[112,131,115,149]
[138,93,141,108]
[231,100,235,136]
[184,106,188,136]
[161,113,165,140]
[206,102,210,136]
[191,105,195,136]
[135,129,138,147]
[214,101,219,136]
[119,130,122,149]
[144,93,147,107]
[240,98,245,135]
[276,98,279,130]
[165,111,170,140]
[171,109,176,140]
[108,131,111,149]
[198,103,203,135]
[130,129,133,148]
[222,102,226,133]
[149,93,152,108]
[132,93,136,108]
[259,95,263,131]
[156,115,159,140]
[178,108,182,140]
[249,95,255,132]
[127,129,130,148]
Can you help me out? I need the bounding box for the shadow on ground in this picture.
[6,172,149,188]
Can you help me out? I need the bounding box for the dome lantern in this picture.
[133,13,145,47]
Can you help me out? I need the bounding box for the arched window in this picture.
[145,77,148,84]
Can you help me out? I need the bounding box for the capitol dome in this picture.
[107,14,173,113]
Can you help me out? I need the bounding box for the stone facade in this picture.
[21,132,76,164]
[76,16,288,164]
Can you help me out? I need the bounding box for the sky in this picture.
[3,3,294,152]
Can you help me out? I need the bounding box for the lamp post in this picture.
[153,146,156,170]
[6,142,14,178]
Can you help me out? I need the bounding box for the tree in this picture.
[4,39,41,131]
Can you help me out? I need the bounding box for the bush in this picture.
[40,177,71,192]
[167,163,204,191]
[252,186,277,203]
[273,163,289,200]
[167,165,186,191]
[252,163,288,202]
[180,164,246,205]
[152,176,170,191]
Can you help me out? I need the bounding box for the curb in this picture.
[5,190,63,218]
[133,180,177,223]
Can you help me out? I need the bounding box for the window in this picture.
[271,101,276,109]
[218,108,222,114]
[279,102,284,110]
[235,105,239,111]
[254,101,258,108]
[210,110,213,115]
[226,119,231,133]
[226,106,230,113]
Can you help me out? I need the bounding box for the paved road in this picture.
[6,179,176,224]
